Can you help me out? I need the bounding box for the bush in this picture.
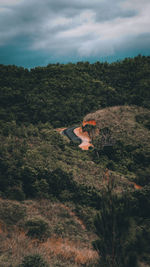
[20,254,49,267]
[48,168,75,197]
[0,200,26,227]
[6,186,25,201]
[135,168,150,186]
[25,217,50,240]
[32,179,49,199]
[136,113,150,130]
[93,179,139,267]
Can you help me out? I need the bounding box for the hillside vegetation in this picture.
[0,56,150,266]
[0,55,150,127]
[84,106,150,184]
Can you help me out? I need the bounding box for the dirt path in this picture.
[74,127,93,150]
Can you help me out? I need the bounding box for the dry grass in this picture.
[0,230,98,266]
[84,105,150,145]
[24,200,88,235]
[0,198,98,266]
[42,236,98,265]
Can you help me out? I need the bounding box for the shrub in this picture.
[135,168,150,186]
[136,113,150,130]
[6,186,25,201]
[20,254,49,267]
[48,168,75,197]
[0,200,26,227]
[32,179,49,199]
[25,217,50,240]
[93,175,139,267]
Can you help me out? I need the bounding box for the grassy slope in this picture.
[0,199,98,267]
[84,106,150,180]
[0,105,150,266]
[84,105,150,145]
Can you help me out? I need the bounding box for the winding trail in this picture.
[62,126,93,150]
[74,127,93,150]
[61,120,96,150]
[63,126,82,144]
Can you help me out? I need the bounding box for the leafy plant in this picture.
[25,217,50,240]
[20,254,49,267]
[93,174,139,267]
[0,200,26,227]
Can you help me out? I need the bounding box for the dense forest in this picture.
[0,55,150,267]
[0,55,150,127]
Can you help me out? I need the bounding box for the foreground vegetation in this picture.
[0,56,150,266]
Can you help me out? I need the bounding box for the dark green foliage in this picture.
[48,168,75,197]
[0,57,150,267]
[6,186,25,201]
[1,56,150,127]
[93,177,139,267]
[0,121,73,199]
[92,137,150,177]
[0,120,103,206]
[0,57,149,267]
[20,254,49,267]
[134,168,150,186]
[0,200,26,226]
[32,179,49,199]
[129,187,150,264]
[25,217,50,240]
[136,112,150,130]
[132,186,150,218]
[72,184,102,208]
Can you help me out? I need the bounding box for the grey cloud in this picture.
[116,33,150,52]
[0,0,150,61]
[94,4,137,22]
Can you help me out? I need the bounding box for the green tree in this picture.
[93,173,138,267]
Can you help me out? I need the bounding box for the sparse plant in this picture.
[20,254,49,267]
[33,179,49,199]
[93,172,139,267]
[0,200,26,227]
[25,217,50,241]
[6,186,25,201]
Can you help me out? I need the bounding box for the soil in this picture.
[74,127,94,150]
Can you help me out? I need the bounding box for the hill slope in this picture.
[0,55,150,127]
[0,56,150,266]
[84,106,150,185]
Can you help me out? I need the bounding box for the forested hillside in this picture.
[0,56,150,267]
[0,55,150,127]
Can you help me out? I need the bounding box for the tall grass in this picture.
[0,231,98,266]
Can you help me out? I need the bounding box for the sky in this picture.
[0,0,150,68]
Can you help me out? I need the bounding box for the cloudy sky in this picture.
[0,0,150,68]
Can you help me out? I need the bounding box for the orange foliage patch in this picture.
[132,182,142,190]
[82,120,96,127]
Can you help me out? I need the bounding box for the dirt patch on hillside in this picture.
[74,127,93,150]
